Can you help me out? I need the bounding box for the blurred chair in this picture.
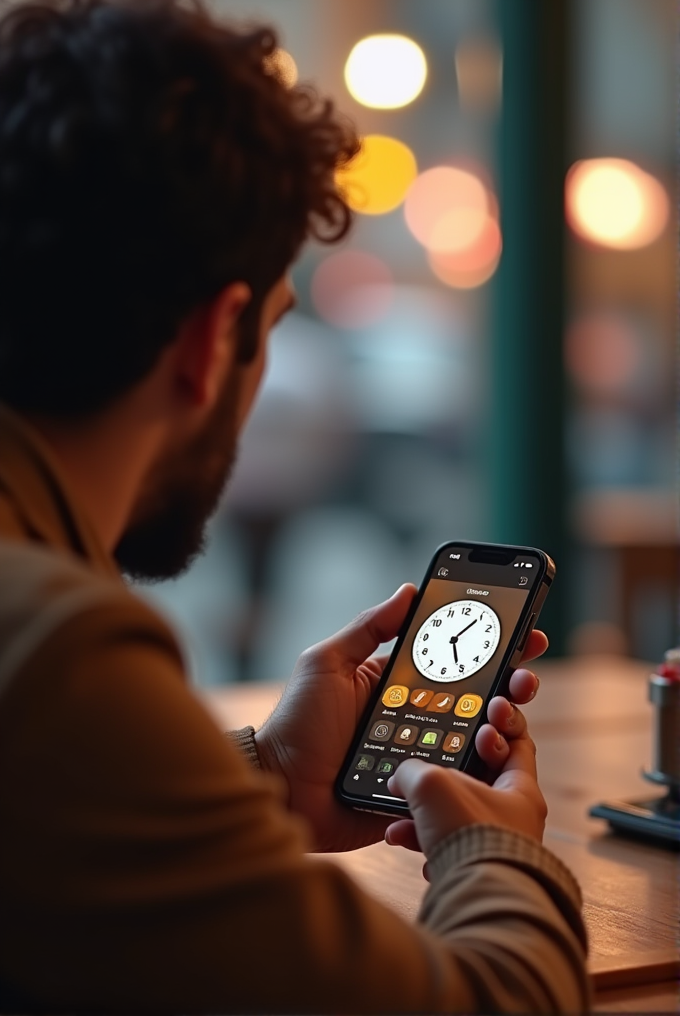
[574,488,679,658]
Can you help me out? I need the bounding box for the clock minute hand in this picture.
[454,619,478,639]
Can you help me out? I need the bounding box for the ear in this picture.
[174,282,251,408]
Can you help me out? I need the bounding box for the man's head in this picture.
[0,0,358,577]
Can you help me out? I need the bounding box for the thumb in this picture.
[318,583,417,670]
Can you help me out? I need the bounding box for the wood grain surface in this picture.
[202,654,680,1012]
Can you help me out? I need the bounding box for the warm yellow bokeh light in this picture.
[344,34,427,109]
[264,48,298,88]
[566,158,669,249]
[404,166,490,251]
[336,135,417,215]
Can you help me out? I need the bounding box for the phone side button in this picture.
[355,806,402,817]
[517,612,537,652]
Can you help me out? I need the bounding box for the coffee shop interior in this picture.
[135,0,678,1011]
[141,0,676,688]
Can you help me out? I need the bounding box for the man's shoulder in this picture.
[0,538,182,696]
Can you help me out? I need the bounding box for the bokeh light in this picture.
[336,135,417,215]
[404,166,490,251]
[264,48,298,88]
[565,314,641,395]
[311,251,394,329]
[344,34,427,109]
[428,216,502,289]
[565,158,669,249]
[403,164,502,288]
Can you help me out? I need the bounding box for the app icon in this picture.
[427,692,456,713]
[377,758,395,775]
[454,694,483,717]
[382,685,409,708]
[369,720,395,741]
[394,724,419,745]
[355,754,375,771]
[418,729,443,749]
[410,688,434,708]
[443,732,466,753]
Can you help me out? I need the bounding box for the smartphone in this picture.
[335,541,555,816]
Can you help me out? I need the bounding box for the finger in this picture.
[356,656,386,684]
[370,653,391,671]
[495,730,538,781]
[507,668,539,704]
[360,653,391,681]
[384,818,421,852]
[475,723,510,768]
[486,697,528,740]
[315,584,417,670]
[520,629,548,663]
[387,756,458,812]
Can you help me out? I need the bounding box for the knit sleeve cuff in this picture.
[225,725,262,769]
[428,824,586,945]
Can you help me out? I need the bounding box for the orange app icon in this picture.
[454,693,483,717]
[409,688,434,708]
[443,732,466,753]
[382,685,409,708]
[427,692,455,714]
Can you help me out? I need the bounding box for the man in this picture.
[0,1,589,1012]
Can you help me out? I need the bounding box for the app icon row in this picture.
[382,685,483,717]
[368,721,466,752]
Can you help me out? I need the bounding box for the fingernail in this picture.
[506,705,516,727]
[496,733,506,751]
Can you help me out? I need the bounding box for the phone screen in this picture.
[337,543,551,812]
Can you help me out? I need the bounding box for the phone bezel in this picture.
[334,540,555,816]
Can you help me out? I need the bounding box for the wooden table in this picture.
[203,655,679,1014]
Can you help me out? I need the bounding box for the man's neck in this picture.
[25,407,161,554]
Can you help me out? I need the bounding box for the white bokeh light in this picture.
[344,34,427,109]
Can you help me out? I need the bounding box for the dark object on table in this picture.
[590,649,680,848]
[589,792,680,847]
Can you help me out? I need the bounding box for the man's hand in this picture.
[255,585,547,853]
[384,711,547,863]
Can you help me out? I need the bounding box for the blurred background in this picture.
[139,0,678,685]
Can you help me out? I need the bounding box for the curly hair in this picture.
[0,0,359,416]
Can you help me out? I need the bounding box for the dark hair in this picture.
[0,0,358,416]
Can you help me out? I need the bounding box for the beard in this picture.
[114,371,239,582]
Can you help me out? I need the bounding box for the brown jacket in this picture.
[0,403,589,1014]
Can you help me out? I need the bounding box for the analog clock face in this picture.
[412,600,502,682]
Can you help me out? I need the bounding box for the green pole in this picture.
[490,0,570,654]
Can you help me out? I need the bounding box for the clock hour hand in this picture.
[449,635,459,664]
[454,619,478,639]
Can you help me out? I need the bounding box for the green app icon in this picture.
[422,731,438,745]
